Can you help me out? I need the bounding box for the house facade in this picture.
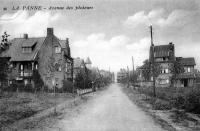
[149,42,175,87]
[175,57,196,87]
[0,28,73,89]
[148,42,197,88]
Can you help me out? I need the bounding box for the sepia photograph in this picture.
[0,0,200,130]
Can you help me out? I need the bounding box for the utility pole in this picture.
[150,25,156,97]
[97,68,104,87]
[132,56,134,72]
[127,66,130,88]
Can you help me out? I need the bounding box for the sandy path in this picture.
[50,83,166,131]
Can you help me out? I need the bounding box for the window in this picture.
[55,63,61,71]
[160,68,169,74]
[188,67,191,73]
[65,63,68,72]
[58,66,62,71]
[20,64,23,70]
[24,79,28,85]
[55,46,61,53]
[35,64,38,70]
[163,57,166,61]
[165,69,169,73]
[22,47,32,53]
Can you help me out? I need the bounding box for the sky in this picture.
[0,0,200,72]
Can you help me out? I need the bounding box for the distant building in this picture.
[85,57,92,70]
[73,57,85,79]
[0,28,73,89]
[117,68,128,83]
[148,42,197,87]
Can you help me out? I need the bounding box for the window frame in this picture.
[55,46,61,54]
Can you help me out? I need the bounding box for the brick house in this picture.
[0,28,73,89]
[149,42,175,87]
[149,42,198,88]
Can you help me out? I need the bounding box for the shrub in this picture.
[153,99,172,110]
[32,70,44,91]
[184,89,200,114]
[173,94,185,109]
[63,80,74,93]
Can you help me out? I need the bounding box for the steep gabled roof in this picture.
[59,40,66,49]
[153,44,173,58]
[179,57,196,66]
[22,39,37,47]
[0,37,46,61]
[85,57,92,64]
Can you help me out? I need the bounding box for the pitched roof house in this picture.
[149,43,175,87]
[175,57,196,87]
[0,28,73,89]
[148,41,197,87]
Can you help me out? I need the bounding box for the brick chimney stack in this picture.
[66,38,69,46]
[47,28,54,36]
[66,38,71,56]
[23,34,28,39]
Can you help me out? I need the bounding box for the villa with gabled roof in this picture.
[0,28,73,89]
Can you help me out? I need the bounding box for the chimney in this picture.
[23,34,28,39]
[66,38,71,56]
[47,28,54,36]
[66,38,69,47]
[169,42,173,45]
[150,25,154,46]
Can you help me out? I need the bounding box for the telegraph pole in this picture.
[127,66,130,88]
[132,56,134,72]
[150,25,156,97]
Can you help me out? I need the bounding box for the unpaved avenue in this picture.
[50,84,166,131]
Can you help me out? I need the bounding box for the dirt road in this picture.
[49,83,166,131]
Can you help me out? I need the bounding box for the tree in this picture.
[32,69,44,91]
[0,58,9,81]
[130,71,138,83]
[74,67,86,89]
[0,32,10,52]
[140,59,161,81]
[0,32,10,89]
[141,59,151,81]
[170,60,185,86]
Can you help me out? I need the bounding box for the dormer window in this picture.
[22,47,32,53]
[55,46,61,53]
[22,40,37,53]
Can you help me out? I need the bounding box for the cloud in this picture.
[124,8,165,28]
[126,37,150,51]
[124,9,198,28]
[157,10,197,27]
[71,34,150,72]
[0,11,72,39]
[126,37,150,67]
